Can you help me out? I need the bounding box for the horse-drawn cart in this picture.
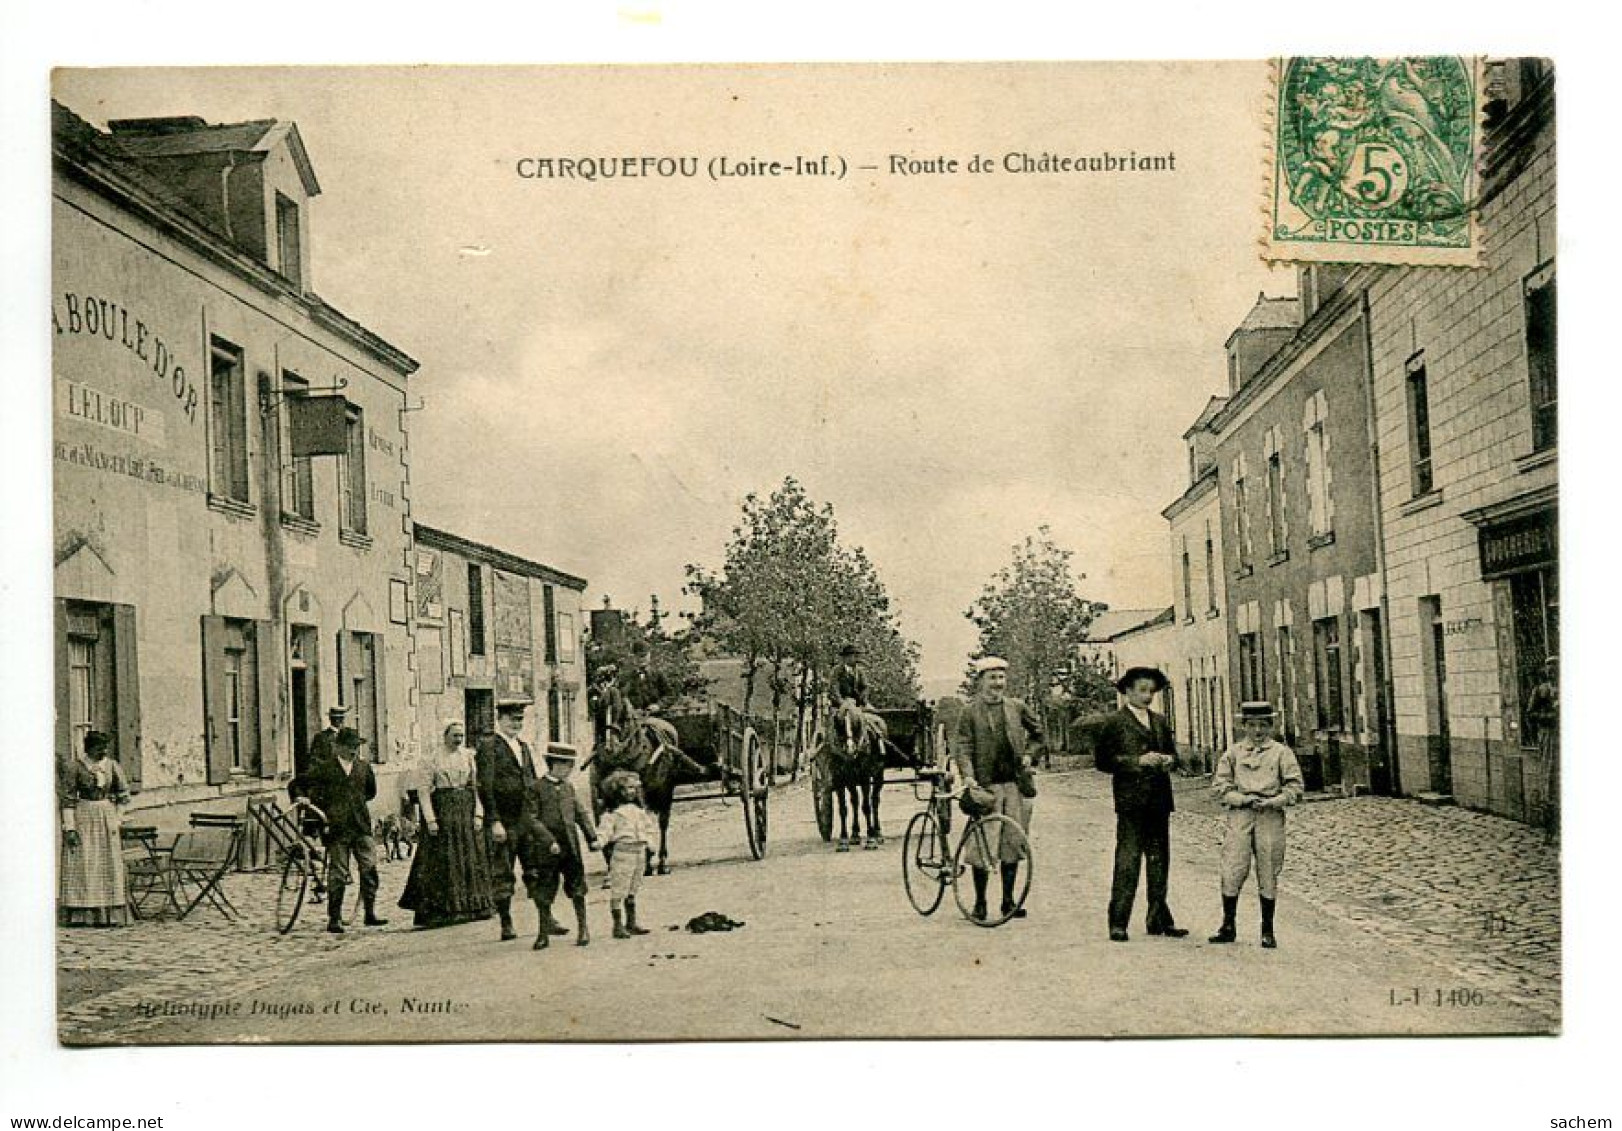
[591,701,772,863]
[809,700,940,844]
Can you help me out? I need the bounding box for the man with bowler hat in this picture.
[294,728,387,934]
[475,700,560,942]
[1093,666,1186,941]
[533,743,600,948]
[1208,701,1303,948]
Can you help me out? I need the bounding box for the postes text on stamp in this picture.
[1266,56,1484,267]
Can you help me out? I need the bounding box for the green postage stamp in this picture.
[1266,57,1485,266]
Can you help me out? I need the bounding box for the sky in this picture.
[54,63,1294,681]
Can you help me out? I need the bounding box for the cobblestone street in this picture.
[58,768,1558,1042]
[1166,774,1560,1022]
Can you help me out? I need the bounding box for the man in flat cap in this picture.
[474,700,559,942]
[532,743,600,948]
[951,656,1044,921]
[1093,666,1186,941]
[1209,701,1303,948]
[293,727,386,934]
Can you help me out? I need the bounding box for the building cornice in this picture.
[413,523,588,591]
[1162,466,1218,522]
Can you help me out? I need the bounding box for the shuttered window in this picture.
[467,564,487,656]
[208,338,250,503]
[55,601,142,783]
[202,615,276,783]
[542,584,558,664]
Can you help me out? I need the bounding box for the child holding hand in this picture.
[597,771,658,939]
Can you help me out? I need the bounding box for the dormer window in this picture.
[275,191,303,288]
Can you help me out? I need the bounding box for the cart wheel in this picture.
[810,747,834,842]
[901,809,949,916]
[276,850,310,934]
[741,728,769,859]
[950,815,1033,928]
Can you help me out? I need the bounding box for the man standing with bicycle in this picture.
[951,656,1044,922]
[295,727,387,935]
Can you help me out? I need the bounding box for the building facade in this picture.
[1363,63,1556,821]
[1210,284,1393,795]
[53,103,421,827]
[1162,396,1231,771]
[411,525,590,756]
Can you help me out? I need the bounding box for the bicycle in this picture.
[249,797,334,934]
[901,766,1033,926]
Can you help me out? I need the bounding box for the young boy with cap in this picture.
[533,743,600,949]
[1208,701,1304,948]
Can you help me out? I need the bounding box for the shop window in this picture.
[467,564,487,656]
[1525,269,1557,452]
[208,338,250,504]
[337,406,368,535]
[1406,355,1434,496]
[279,371,315,521]
[1513,567,1559,739]
[202,615,274,782]
[57,601,141,781]
[1313,616,1346,730]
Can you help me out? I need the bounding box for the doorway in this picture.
[465,688,495,745]
[288,624,320,777]
[1364,610,1396,795]
[1420,596,1453,795]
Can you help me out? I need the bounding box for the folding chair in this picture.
[169,813,245,921]
[120,824,181,920]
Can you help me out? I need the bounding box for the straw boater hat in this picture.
[1238,701,1277,721]
[544,742,579,764]
[1114,665,1169,693]
[496,698,529,716]
[972,656,1009,676]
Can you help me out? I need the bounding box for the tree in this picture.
[963,527,1107,744]
[686,477,920,760]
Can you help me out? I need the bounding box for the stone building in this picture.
[1209,283,1393,794]
[1363,62,1556,821]
[411,524,590,754]
[1161,395,1232,771]
[52,102,420,826]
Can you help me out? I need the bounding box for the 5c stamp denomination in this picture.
[1266,56,1485,266]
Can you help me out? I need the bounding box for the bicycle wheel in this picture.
[902,809,950,916]
[276,850,310,934]
[950,814,1033,928]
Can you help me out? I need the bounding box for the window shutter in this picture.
[55,599,71,764]
[112,604,142,786]
[201,615,232,784]
[372,636,389,765]
[255,619,279,778]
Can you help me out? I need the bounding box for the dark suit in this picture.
[296,753,379,914]
[833,664,869,707]
[1093,706,1180,933]
[952,696,1044,786]
[534,775,597,902]
[475,732,557,903]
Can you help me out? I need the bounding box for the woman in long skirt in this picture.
[398,720,495,927]
[59,730,132,927]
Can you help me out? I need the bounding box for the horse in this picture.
[830,699,888,851]
[591,715,705,876]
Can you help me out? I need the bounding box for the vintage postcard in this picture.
[48,60,1558,1045]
